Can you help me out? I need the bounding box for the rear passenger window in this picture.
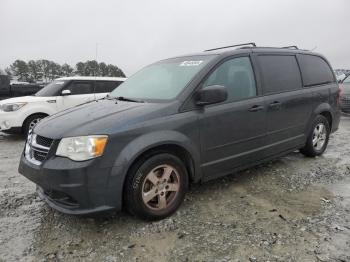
[298,55,335,86]
[258,55,302,94]
[66,82,93,95]
[94,81,122,93]
[203,57,257,102]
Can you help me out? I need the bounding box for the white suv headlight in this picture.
[56,135,108,161]
[0,102,27,112]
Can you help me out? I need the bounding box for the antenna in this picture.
[204,42,256,52]
[94,42,99,100]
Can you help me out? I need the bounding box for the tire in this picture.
[124,153,189,221]
[300,115,330,157]
[23,114,46,135]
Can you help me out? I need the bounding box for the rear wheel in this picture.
[124,153,188,220]
[23,114,47,135]
[300,115,330,157]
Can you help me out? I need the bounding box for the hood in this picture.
[34,99,175,139]
[0,96,52,105]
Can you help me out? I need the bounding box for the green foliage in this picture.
[7,59,126,83]
[10,60,29,82]
[61,63,74,76]
[73,60,126,77]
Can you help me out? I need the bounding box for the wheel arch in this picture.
[114,131,202,183]
[308,103,334,133]
[110,131,202,207]
[22,112,49,132]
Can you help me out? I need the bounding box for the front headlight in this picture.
[0,102,27,112]
[56,135,108,161]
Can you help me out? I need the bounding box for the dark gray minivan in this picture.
[19,43,341,220]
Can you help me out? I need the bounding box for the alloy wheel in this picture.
[312,123,327,151]
[141,164,180,210]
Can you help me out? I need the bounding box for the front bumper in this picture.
[0,110,24,132]
[18,152,125,215]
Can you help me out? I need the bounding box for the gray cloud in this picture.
[0,0,349,76]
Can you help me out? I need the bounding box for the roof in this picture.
[166,45,318,62]
[56,76,127,81]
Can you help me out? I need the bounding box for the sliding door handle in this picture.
[249,105,264,112]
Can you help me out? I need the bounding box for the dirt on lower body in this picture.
[0,117,350,262]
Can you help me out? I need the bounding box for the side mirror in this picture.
[196,85,228,106]
[61,90,71,96]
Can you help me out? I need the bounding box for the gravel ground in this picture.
[0,116,350,261]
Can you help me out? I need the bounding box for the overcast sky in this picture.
[1,0,349,76]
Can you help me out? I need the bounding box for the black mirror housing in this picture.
[196,85,228,106]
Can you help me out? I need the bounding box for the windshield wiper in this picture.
[114,96,144,103]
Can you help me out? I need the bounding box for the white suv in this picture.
[0,76,126,134]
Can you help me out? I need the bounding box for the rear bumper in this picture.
[18,152,125,215]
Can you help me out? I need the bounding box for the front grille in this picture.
[25,133,53,165]
[33,150,47,162]
[36,135,53,148]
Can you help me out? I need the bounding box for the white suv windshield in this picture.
[110,55,215,101]
[35,80,68,97]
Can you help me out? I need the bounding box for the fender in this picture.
[305,102,333,134]
[112,130,202,182]
[21,105,56,125]
[105,130,202,210]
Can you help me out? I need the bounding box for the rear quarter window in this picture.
[94,81,122,93]
[66,81,93,95]
[258,55,302,94]
[298,55,335,87]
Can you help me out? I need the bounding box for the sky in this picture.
[0,0,349,76]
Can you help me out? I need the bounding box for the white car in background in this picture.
[0,76,126,134]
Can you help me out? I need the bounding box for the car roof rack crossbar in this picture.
[282,45,299,49]
[204,42,256,52]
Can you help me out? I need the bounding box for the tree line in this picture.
[5,59,126,83]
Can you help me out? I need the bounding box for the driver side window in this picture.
[65,81,93,95]
[203,57,257,102]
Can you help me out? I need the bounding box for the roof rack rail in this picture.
[282,45,298,49]
[204,42,256,52]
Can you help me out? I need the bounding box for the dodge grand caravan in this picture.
[19,43,341,220]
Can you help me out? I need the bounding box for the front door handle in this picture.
[249,105,264,112]
[269,101,282,109]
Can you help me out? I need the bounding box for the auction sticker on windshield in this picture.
[180,61,203,66]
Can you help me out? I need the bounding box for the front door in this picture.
[57,81,94,112]
[199,56,267,179]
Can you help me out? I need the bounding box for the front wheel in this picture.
[300,115,330,157]
[124,153,188,221]
[23,114,46,135]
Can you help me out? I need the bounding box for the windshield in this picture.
[110,55,215,101]
[35,80,68,97]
